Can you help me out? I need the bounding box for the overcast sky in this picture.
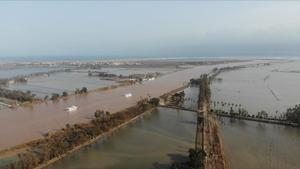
[0,1,300,59]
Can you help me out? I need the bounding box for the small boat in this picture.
[124,93,132,98]
[65,105,78,112]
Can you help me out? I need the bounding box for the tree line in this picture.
[212,101,300,126]
[5,98,159,169]
[44,87,88,101]
[0,88,36,102]
[285,104,300,125]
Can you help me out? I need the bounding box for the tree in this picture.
[62,91,68,97]
[81,87,88,93]
[257,110,268,119]
[51,93,60,100]
[188,148,206,169]
[66,123,71,129]
[239,108,248,117]
[286,104,300,125]
[148,97,160,106]
[75,88,80,94]
[230,107,234,115]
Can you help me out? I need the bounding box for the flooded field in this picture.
[212,61,300,116]
[0,60,282,152]
[4,67,179,98]
[219,117,300,169]
[46,84,300,169]
[1,59,299,169]
[0,67,54,79]
[102,67,178,76]
[7,72,116,98]
[211,61,300,169]
[47,107,196,169]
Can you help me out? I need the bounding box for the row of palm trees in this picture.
[211,100,291,121]
[211,100,242,108]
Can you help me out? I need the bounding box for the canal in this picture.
[219,116,300,169]
[47,107,196,169]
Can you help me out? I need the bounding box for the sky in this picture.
[0,1,300,59]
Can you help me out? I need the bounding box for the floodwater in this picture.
[212,61,300,116]
[5,67,178,98]
[0,60,266,151]
[7,72,116,98]
[211,61,300,169]
[0,67,55,79]
[219,117,300,169]
[2,61,300,169]
[47,83,300,169]
[47,107,196,169]
[181,86,199,110]
[102,67,177,76]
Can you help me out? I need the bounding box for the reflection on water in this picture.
[182,86,199,110]
[47,108,196,169]
[47,82,300,169]
[219,117,300,169]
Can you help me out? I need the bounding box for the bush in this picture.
[0,88,35,102]
[148,97,160,106]
[51,93,60,100]
[62,91,68,97]
[81,87,88,93]
[188,148,206,169]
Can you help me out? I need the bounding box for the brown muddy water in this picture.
[0,61,258,150]
[47,85,300,169]
[47,107,196,169]
[2,59,300,169]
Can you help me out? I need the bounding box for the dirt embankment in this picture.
[197,74,227,169]
[204,109,227,169]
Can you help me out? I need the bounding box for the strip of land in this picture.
[0,60,263,151]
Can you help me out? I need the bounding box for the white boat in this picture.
[124,93,132,98]
[65,105,78,112]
